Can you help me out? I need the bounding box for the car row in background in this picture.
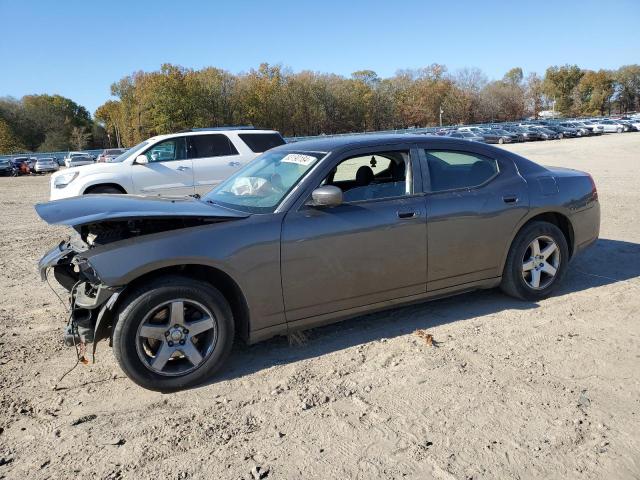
[1,156,60,175]
[434,115,639,144]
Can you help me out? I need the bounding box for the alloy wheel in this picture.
[135,299,217,376]
[521,235,561,290]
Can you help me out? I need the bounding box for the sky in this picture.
[1,0,638,114]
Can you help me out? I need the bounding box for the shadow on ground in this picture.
[204,238,640,386]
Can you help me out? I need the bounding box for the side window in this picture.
[424,150,498,192]
[323,151,411,203]
[144,138,187,162]
[188,134,239,159]
[239,133,285,153]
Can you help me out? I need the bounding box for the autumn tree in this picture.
[543,65,584,114]
[577,70,614,115]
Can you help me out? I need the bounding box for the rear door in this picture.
[131,137,194,196]
[419,144,529,291]
[188,134,243,196]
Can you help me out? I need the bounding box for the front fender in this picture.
[83,214,286,333]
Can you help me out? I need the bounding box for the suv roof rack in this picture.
[188,126,257,132]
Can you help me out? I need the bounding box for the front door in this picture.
[281,148,427,322]
[420,147,529,290]
[132,137,194,196]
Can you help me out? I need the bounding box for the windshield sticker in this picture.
[281,153,316,166]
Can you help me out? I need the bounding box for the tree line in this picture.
[1,63,639,153]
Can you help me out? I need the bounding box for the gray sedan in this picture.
[37,135,600,391]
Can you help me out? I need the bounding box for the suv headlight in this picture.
[54,171,79,189]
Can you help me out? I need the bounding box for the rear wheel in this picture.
[112,276,234,392]
[558,133,564,139]
[616,127,623,133]
[85,185,123,194]
[498,137,504,144]
[500,221,569,301]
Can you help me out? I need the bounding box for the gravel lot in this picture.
[1,134,639,479]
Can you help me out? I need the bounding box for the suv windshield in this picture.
[112,141,148,163]
[204,150,325,213]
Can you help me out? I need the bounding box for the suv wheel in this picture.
[112,276,234,392]
[500,221,569,301]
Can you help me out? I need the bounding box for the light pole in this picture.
[439,105,443,127]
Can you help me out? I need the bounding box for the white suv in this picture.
[50,128,285,200]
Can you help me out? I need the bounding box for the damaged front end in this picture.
[39,236,122,357]
[36,194,249,359]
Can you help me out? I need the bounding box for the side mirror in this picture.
[135,154,149,165]
[311,185,343,207]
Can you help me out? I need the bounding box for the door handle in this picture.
[397,210,419,219]
[177,166,190,171]
[502,195,518,204]
[228,161,241,167]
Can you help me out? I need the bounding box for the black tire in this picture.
[85,185,122,194]
[500,221,569,301]
[112,276,234,392]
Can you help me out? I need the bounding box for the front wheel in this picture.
[500,221,569,301]
[498,137,504,144]
[616,127,623,133]
[85,185,122,194]
[112,276,234,392]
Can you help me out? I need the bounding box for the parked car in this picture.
[446,131,486,142]
[559,122,591,136]
[457,126,485,135]
[616,119,639,132]
[11,157,31,175]
[64,152,92,168]
[526,126,559,140]
[37,134,600,391]
[627,119,640,131]
[0,158,14,176]
[34,157,60,173]
[543,125,579,138]
[575,120,604,135]
[66,155,94,168]
[477,129,512,144]
[489,128,523,142]
[97,148,127,163]
[591,119,626,133]
[502,125,542,141]
[49,128,285,200]
[27,157,38,172]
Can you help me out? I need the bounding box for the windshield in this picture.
[204,150,325,213]
[112,141,147,163]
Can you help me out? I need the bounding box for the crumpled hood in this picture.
[35,194,248,226]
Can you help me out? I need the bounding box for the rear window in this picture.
[188,134,239,159]
[238,133,285,153]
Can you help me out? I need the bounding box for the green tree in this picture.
[0,118,25,154]
[503,67,524,85]
[615,65,640,113]
[577,70,614,115]
[542,65,584,114]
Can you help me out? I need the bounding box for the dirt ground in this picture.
[1,133,639,480]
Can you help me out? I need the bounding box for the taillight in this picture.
[588,174,598,201]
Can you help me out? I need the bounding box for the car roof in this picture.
[148,129,280,143]
[275,134,465,153]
